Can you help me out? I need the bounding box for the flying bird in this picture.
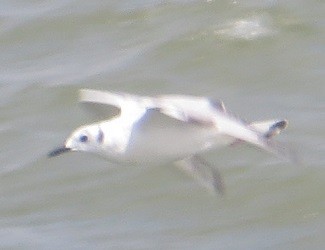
[49,89,290,194]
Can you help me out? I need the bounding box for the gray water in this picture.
[0,0,324,249]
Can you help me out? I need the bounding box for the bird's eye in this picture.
[79,135,88,143]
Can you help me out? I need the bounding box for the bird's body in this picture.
[49,89,290,193]
[109,117,221,165]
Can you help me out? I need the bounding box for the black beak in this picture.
[48,146,71,158]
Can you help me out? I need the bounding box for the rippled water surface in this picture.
[0,0,324,249]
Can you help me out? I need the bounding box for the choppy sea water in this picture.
[0,0,324,249]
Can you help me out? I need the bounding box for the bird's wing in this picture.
[214,111,286,156]
[134,107,188,130]
[79,89,122,119]
[79,90,225,124]
[156,95,226,126]
[129,96,224,150]
[174,155,224,194]
[250,119,288,138]
[157,95,292,160]
[79,89,154,120]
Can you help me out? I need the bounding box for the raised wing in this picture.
[79,89,155,120]
[250,119,288,138]
[79,89,122,119]
[157,95,292,160]
[156,95,226,126]
[215,112,286,157]
[79,90,226,125]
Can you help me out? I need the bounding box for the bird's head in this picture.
[48,124,104,157]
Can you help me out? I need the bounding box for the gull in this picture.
[48,89,290,194]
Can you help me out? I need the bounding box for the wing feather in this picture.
[79,89,123,119]
[156,95,225,126]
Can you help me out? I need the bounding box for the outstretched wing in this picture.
[79,89,155,120]
[250,119,288,138]
[79,90,226,124]
[215,111,292,160]
[157,95,293,160]
[79,89,122,119]
[156,95,226,126]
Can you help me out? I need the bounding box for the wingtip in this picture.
[273,119,288,130]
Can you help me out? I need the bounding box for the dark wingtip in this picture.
[272,120,288,130]
[265,119,288,139]
[48,146,71,158]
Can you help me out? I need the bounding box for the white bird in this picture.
[48,89,290,193]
